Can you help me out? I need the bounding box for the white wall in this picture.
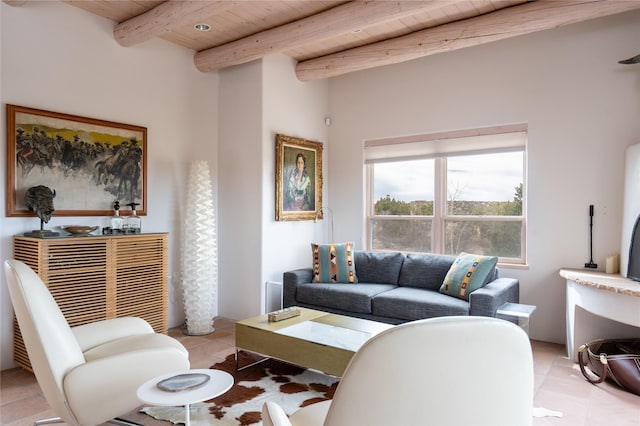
[327,10,640,343]
[0,2,218,370]
[217,54,328,318]
[218,60,264,320]
[261,55,329,286]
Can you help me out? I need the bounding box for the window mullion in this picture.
[433,157,445,254]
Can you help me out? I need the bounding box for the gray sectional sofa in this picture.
[283,250,519,325]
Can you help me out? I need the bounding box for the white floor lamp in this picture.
[181,160,218,335]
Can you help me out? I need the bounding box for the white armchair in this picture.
[4,259,191,426]
[263,316,533,426]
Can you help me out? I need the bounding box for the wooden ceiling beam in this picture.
[193,0,460,73]
[295,0,640,81]
[113,0,235,47]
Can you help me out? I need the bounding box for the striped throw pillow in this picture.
[311,242,357,284]
[439,252,498,301]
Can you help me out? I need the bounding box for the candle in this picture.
[605,254,620,274]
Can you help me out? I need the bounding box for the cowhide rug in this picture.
[141,351,339,426]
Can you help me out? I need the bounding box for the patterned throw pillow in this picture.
[439,252,498,301]
[311,242,357,284]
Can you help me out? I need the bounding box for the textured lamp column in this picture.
[181,160,218,335]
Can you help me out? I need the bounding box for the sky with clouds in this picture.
[373,152,523,203]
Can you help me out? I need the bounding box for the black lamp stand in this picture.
[585,204,597,269]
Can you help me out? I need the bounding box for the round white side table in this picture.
[137,369,234,426]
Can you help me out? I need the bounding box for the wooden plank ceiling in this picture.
[8,1,640,80]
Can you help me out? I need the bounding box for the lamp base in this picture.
[182,319,216,336]
[584,261,598,269]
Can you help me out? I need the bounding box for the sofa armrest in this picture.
[283,268,313,308]
[469,278,519,317]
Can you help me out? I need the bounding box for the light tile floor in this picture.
[1,318,638,425]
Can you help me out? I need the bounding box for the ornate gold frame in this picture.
[275,134,323,221]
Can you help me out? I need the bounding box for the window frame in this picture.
[365,125,527,266]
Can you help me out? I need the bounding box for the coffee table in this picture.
[235,307,393,376]
[137,369,234,426]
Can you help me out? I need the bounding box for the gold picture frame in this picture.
[275,134,323,221]
[6,104,147,217]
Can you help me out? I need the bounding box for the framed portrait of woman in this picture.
[275,134,323,221]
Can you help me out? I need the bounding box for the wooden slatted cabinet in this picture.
[12,233,168,371]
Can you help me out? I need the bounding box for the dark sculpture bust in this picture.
[24,186,59,236]
[25,185,56,223]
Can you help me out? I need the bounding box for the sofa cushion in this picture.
[398,253,456,291]
[372,287,469,320]
[312,242,357,284]
[354,251,404,284]
[295,283,396,314]
[439,252,498,301]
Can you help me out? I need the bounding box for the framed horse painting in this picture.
[6,104,147,218]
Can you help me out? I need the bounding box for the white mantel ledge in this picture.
[559,268,640,297]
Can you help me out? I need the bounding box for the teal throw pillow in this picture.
[439,252,498,301]
[311,242,357,284]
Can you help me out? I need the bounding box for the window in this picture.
[365,125,527,265]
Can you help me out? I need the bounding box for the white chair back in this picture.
[324,316,533,426]
[5,259,85,424]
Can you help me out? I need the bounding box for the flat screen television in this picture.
[628,214,640,282]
